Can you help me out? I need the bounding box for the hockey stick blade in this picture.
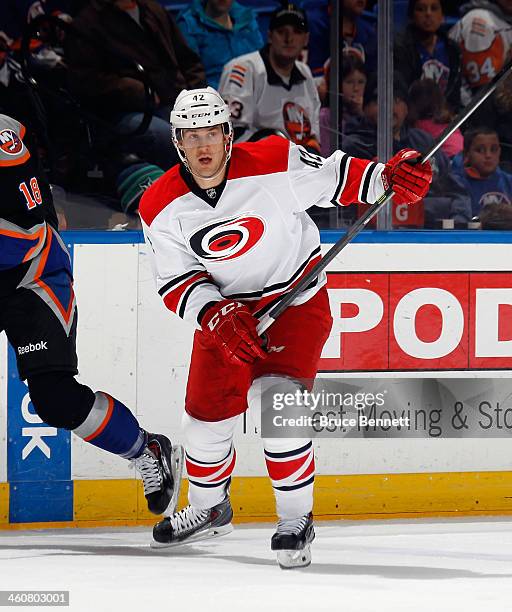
[256,57,512,336]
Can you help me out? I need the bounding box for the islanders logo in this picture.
[480,191,512,208]
[0,129,23,156]
[189,215,265,262]
[283,102,312,145]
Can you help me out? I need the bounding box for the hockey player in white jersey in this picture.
[139,87,432,568]
[219,3,321,152]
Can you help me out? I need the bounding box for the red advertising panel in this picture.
[357,200,424,228]
[320,273,389,371]
[469,272,512,369]
[320,271,512,372]
[388,273,469,370]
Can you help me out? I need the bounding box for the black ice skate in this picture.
[130,433,184,515]
[271,512,315,569]
[151,497,233,548]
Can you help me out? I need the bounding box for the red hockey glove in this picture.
[382,149,432,205]
[201,300,267,365]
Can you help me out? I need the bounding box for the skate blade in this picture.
[150,523,233,549]
[162,444,185,516]
[276,544,312,569]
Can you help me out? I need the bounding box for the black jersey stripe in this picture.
[158,269,205,297]
[224,246,321,300]
[330,153,350,206]
[359,162,378,205]
[253,278,319,319]
[177,279,214,319]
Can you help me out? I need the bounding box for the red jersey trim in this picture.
[162,271,211,314]
[138,165,191,227]
[139,136,290,226]
[229,136,290,180]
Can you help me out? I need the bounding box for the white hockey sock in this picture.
[264,439,315,520]
[182,412,239,510]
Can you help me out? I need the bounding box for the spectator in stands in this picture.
[219,3,321,152]
[340,54,366,127]
[449,0,512,101]
[407,78,463,157]
[465,68,512,172]
[65,0,206,170]
[319,54,366,157]
[177,0,263,89]
[305,0,330,78]
[0,24,54,139]
[480,200,512,228]
[0,0,73,40]
[394,0,462,113]
[343,80,472,227]
[342,0,377,73]
[452,127,512,217]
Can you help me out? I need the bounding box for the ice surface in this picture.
[1,518,512,612]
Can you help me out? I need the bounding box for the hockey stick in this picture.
[256,58,512,336]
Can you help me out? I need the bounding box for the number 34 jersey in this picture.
[139,136,385,329]
[0,114,71,299]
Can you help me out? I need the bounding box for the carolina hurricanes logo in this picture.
[189,215,265,261]
[0,129,23,155]
[283,102,311,145]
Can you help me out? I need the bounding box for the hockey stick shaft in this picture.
[256,58,512,336]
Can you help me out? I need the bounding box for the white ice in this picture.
[1,518,512,612]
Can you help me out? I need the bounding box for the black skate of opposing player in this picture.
[151,497,233,547]
[271,512,315,569]
[131,434,184,515]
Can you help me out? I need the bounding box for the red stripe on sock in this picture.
[265,451,311,482]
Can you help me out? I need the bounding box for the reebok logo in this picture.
[18,341,48,355]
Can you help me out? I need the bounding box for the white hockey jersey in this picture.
[449,7,512,88]
[139,137,385,329]
[218,48,321,148]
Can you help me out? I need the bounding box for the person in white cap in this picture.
[139,86,432,568]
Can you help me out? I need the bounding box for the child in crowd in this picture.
[342,0,377,72]
[407,78,463,158]
[453,127,512,217]
[395,0,461,112]
[319,54,367,157]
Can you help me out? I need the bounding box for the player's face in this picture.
[411,0,444,33]
[342,69,367,108]
[268,25,309,62]
[180,126,228,179]
[465,134,501,177]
